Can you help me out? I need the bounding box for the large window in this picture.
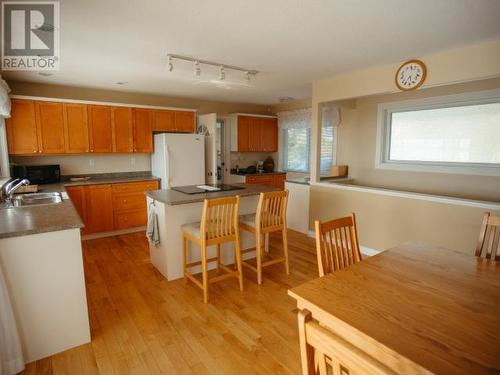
[282,128,310,172]
[320,104,339,175]
[278,108,311,173]
[376,90,500,176]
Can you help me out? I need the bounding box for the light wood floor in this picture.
[23,230,319,374]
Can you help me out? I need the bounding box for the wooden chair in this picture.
[182,196,243,303]
[239,190,290,285]
[298,309,395,375]
[475,212,500,261]
[314,213,361,277]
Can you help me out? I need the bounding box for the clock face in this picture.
[395,60,426,91]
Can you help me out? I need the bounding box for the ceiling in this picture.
[3,0,500,104]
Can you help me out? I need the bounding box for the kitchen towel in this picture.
[0,264,24,375]
[146,202,160,246]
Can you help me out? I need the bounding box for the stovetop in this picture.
[172,184,245,195]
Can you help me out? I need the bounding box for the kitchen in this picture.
[1,1,500,374]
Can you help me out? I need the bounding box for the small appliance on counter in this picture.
[11,164,61,185]
[263,157,275,173]
[257,161,264,173]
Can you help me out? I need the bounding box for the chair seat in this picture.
[181,221,201,239]
[240,214,256,228]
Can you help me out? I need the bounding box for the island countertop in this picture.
[146,184,279,205]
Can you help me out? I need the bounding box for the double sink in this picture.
[1,192,63,208]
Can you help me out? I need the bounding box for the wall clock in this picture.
[395,59,427,91]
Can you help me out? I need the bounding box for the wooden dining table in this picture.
[288,241,500,374]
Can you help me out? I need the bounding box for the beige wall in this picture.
[310,186,499,254]
[7,81,273,175]
[335,77,500,202]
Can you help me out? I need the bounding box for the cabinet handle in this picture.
[33,149,37,153]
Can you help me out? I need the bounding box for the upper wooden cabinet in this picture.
[6,98,195,155]
[153,109,195,133]
[112,107,134,153]
[88,105,113,153]
[64,103,89,153]
[133,109,153,153]
[35,101,66,154]
[230,114,278,152]
[6,99,39,154]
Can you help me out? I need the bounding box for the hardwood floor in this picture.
[23,230,319,374]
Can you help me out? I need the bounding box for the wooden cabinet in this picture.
[112,107,134,153]
[153,109,195,133]
[133,109,153,152]
[88,105,113,153]
[245,174,286,190]
[84,184,114,234]
[175,111,195,133]
[35,101,66,154]
[232,115,278,152]
[6,99,39,154]
[63,103,89,153]
[66,180,159,235]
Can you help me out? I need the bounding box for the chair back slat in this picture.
[475,212,500,261]
[314,213,362,277]
[201,196,240,242]
[256,191,288,230]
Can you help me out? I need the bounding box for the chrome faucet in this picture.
[1,178,30,203]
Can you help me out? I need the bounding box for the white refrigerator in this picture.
[151,133,205,188]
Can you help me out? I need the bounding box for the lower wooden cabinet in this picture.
[245,174,286,189]
[66,180,159,235]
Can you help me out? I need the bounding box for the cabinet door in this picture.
[153,110,175,131]
[65,186,87,232]
[261,118,278,152]
[133,108,153,152]
[6,99,39,154]
[246,175,274,186]
[112,107,133,153]
[249,117,262,151]
[35,101,66,154]
[85,184,114,233]
[63,103,89,153]
[237,116,251,152]
[273,174,286,190]
[88,105,113,153]
[174,111,195,133]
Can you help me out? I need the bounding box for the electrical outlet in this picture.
[89,158,95,167]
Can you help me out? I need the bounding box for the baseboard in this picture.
[81,226,146,240]
[307,230,380,257]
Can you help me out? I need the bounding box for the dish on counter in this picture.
[69,176,92,182]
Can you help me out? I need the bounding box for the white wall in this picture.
[10,154,151,175]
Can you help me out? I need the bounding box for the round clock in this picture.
[395,59,427,91]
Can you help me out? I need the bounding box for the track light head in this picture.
[194,60,201,77]
[245,71,251,82]
[168,56,173,72]
[219,66,225,81]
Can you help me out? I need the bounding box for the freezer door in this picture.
[165,134,205,187]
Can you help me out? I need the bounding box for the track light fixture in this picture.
[194,61,201,77]
[166,54,258,82]
[168,56,173,72]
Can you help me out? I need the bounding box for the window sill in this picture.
[375,161,500,177]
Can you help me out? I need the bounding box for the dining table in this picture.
[288,241,500,374]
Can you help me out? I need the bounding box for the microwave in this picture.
[12,165,61,185]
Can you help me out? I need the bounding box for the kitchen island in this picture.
[146,184,279,280]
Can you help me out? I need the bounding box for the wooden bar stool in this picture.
[239,190,290,285]
[181,196,244,304]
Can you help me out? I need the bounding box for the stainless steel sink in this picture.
[3,192,63,207]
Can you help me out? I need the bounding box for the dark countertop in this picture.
[230,171,287,177]
[0,175,159,239]
[147,184,279,206]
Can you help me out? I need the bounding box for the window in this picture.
[278,108,311,173]
[320,104,339,176]
[376,90,500,176]
[282,128,311,172]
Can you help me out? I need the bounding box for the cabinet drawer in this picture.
[246,175,274,185]
[111,180,159,193]
[114,209,147,230]
[113,193,146,211]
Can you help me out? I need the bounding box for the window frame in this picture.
[375,89,500,177]
[282,127,311,173]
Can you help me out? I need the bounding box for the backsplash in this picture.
[230,152,278,170]
[10,154,151,175]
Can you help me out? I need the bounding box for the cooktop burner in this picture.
[172,184,245,195]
